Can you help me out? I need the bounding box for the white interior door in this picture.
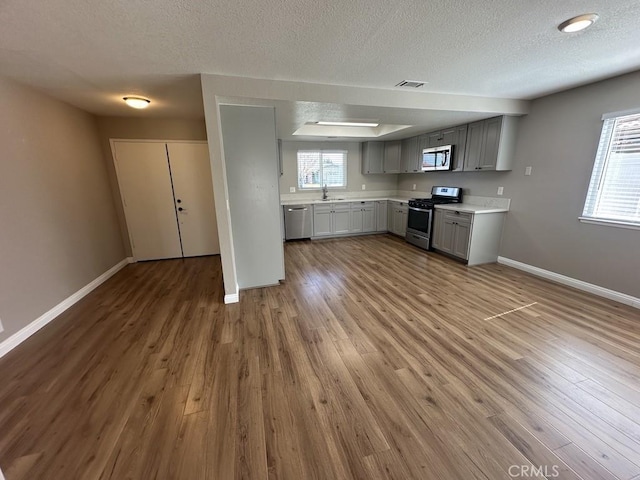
[167,143,220,257]
[113,142,183,261]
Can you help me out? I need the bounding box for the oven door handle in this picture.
[409,206,431,213]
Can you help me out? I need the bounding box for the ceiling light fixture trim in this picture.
[123,96,151,109]
[316,121,379,127]
[558,13,599,33]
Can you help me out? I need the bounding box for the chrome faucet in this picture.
[322,184,328,200]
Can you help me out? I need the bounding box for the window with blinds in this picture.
[581,111,640,227]
[297,150,347,189]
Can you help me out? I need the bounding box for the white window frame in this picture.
[297,149,348,190]
[580,108,640,230]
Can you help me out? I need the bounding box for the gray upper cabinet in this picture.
[400,136,420,173]
[449,125,467,172]
[383,140,402,173]
[361,141,384,174]
[463,116,519,172]
[463,121,484,171]
[427,131,442,148]
[417,124,468,172]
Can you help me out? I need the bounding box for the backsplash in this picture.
[280,189,401,202]
[397,190,511,209]
[281,189,510,209]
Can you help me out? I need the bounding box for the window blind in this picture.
[582,113,640,225]
[297,150,347,189]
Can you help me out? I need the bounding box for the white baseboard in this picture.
[0,258,131,359]
[497,256,640,310]
[224,293,239,304]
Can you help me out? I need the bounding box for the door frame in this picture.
[109,139,210,262]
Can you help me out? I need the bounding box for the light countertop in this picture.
[281,197,411,206]
[434,203,509,214]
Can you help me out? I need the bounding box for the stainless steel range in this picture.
[406,186,462,250]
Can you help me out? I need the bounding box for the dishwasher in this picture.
[284,204,313,240]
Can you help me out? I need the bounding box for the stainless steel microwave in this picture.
[422,145,453,171]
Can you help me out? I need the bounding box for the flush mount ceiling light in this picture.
[123,96,151,109]
[316,121,379,127]
[558,13,599,33]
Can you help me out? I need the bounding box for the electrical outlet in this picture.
[525,166,532,176]
[362,184,366,190]
[0,317,4,334]
[412,184,417,191]
[497,186,504,196]
[289,187,296,193]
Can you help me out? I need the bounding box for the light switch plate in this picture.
[289,187,296,193]
[412,184,417,190]
[361,184,366,190]
[0,317,4,334]
[497,186,504,196]
[525,166,532,176]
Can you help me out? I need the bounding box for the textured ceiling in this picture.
[1,0,639,122]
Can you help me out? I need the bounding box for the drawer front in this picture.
[443,210,472,224]
[333,203,351,212]
[313,204,333,213]
[351,201,375,209]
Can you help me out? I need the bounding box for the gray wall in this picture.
[280,141,398,196]
[220,105,285,289]
[399,70,640,298]
[0,77,125,343]
[96,116,208,256]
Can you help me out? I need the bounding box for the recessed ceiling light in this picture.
[123,96,151,109]
[558,13,599,33]
[316,121,379,127]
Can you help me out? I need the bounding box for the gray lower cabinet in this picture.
[375,201,388,231]
[431,210,445,250]
[432,208,506,265]
[313,204,333,237]
[313,203,350,236]
[333,205,351,235]
[351,201,375,233]
[388,201,408,237]
[313,202,375,237]
[433,210,472,259]
[463,116,519,171]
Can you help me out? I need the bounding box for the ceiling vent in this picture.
[395,80,426,88]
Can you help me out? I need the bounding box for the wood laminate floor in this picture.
[1,234,639,479]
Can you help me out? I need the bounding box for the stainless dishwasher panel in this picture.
[284,205,313,240]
